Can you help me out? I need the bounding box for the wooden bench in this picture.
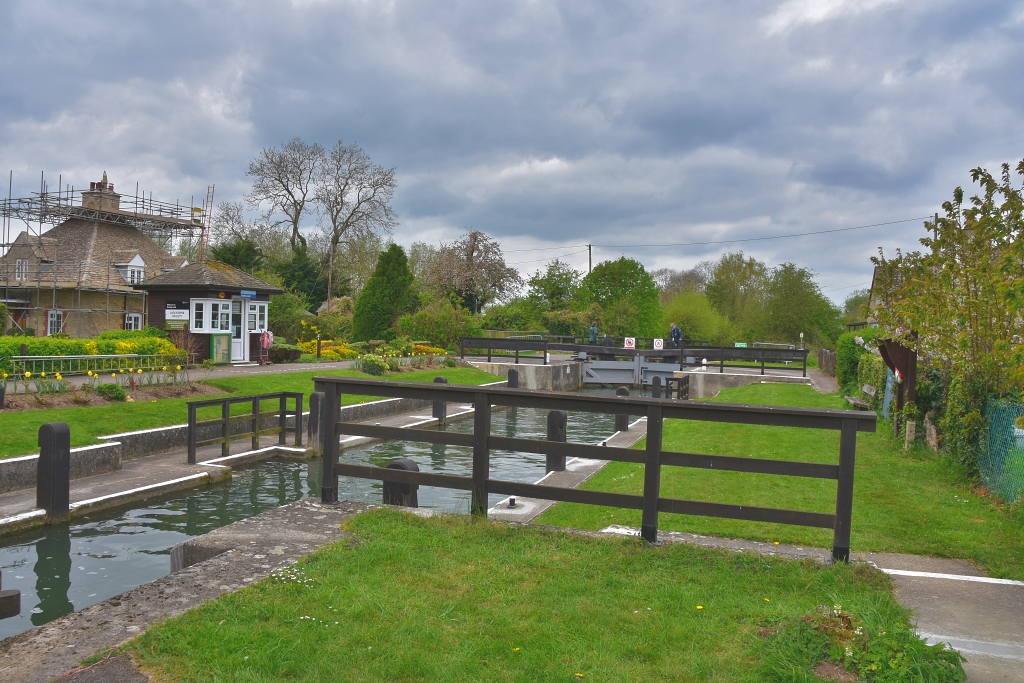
[845,396,872,410]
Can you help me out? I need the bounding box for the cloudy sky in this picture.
[1,0,1022,303]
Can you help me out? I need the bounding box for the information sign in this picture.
[653,338,664,350]
[624,337,636,349]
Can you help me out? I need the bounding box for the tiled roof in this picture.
[138,259,282,293]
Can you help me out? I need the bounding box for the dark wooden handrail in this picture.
[312,377,874,562]
[187,392,304,463]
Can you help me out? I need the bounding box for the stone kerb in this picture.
[0,442,122,494]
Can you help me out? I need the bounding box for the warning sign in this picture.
[653,338,664,350]
[624,337,636,349]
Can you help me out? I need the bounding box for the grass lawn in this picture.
[128,508,909,683]
[536,384,1024,580]
[0,366,499,459]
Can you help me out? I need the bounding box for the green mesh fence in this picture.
[979,399,1024,503]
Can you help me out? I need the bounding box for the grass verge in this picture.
[536,383,1024,580]
[0,366,499,459]
[129,508,922,682]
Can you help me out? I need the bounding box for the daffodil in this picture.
[137,369,143,374]
[175,365,181,371]
[41,372,46,378]
[25,371,31,378]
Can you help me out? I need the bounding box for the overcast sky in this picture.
[2,0,1022,303]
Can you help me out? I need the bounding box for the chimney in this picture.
[81,172,121,211]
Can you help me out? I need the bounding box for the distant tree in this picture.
[352,244,417,340]
[526,259,582,311]
[395,297,481,351]
[424,230,522,313]
[275,250,329,312]
[753,263,843,346]
[580,257,661,337]
[268,292,312,342]
[246,138,325,253]
[661,291,734,345]
[210,239,265,274]
[842,288,870,323]
[651,261,714,302]
[705,252,769,328]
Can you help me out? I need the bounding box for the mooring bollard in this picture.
[0,571,20,620]
[37,422,71,522]
[0,382,5,409]
[308,391,322,456]
[546,410,567,472]
[433,376,448,426]
[615,387,630,432]
[651,375,662,399]
[382,458,419,507]
[507,368,519,389]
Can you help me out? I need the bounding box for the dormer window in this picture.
[114,253,146,285]
[126,267,144,284]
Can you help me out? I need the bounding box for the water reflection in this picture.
[31,527,72,626]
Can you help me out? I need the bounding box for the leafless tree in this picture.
[211,201,291,262]
[651,261,714,302]
[425,230,522,313]
[314,141,398,255]
[245,138,325,253]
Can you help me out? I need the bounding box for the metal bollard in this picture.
[507,368,519,389]
[432,376,448,426]
[382,458,419,507]
[651,375,662,399]
[308,392,322,456]
[37,422,71,522]
[614,387,630,432]
[0,571,20,620]
[0,382,5,409]
[546,410,567,472]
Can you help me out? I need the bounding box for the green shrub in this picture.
[836,327,879,387]
[858,353,888,408]
[359,354,388,376]
[96,326,169,340]
[353,244,417,341]
[661,291,734,344]
[268,343,303,363]
[0,302,7,335]
[395,298,481,350]
[97,383,127,401]
[443,357,457,368]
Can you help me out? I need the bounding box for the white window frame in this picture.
[15,259,27,281]
[190,299,235,333]
[127,267,144,284]
[192,301,205,331]
[47,310,63,336]
[125,313,142,331]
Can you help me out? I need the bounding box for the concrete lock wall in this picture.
[470,362,583,391]
[683,371,810,399]
[0,442,122,494]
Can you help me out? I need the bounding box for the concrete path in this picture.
[808,368,839,394]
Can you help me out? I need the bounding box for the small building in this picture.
[138,260,282,364]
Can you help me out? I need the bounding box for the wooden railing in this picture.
[312,377,875,562]
[187,392,303,464]
[819,348,837,378]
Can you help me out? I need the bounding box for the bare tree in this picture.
[245,138,324,253]
[651,261,714,302]
[211,201,291,262]
[314,140,398,255]
[425,230,522,313]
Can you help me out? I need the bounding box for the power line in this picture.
[507,249,589,266]
[504,244,588,253]
[821,280,871,294]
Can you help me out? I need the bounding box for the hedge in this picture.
[0,335,179,372]
[835,327,879,387]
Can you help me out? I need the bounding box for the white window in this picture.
[125,313,142,331]
[47,310,63,336]
[127,268,144,284]
[15,259,27,281]
[190,299,236,333]
[192,301,205,331]
[247,303,258,332]
[257,302,267,331]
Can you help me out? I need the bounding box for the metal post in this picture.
[546,410,567,472]
[651,375,662,399]
[317,382,340,503]
[187,403,197,464]
[221,400,230,458]
[460,339,465,360]
[640,405,663,543]
[803,350,807,378]
[720,351,724,373]
[543,341,548,365]
[515,342,519,364]
[615,386,630,431]
[487,341,492,363]
[251,397,260,451]
[294,393,303,447]
[278,395,287,445]
[761,349,765,376]
[507,368,519,388]
[832,418,857,563]
[37,422,70,522]
[432,376,448,426]
[471,392,491,517]
[308,391,322,456]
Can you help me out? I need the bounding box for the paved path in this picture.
[62,359,359,388]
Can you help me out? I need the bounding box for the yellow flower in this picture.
[25,371,31,378]
[696,605,703,611]
[119,368,124,373]
[111,373,116,378]
[175,365,181,371]
[764,598,770,603]
[513,647,520,652]
[137,369,143,374]
[162,366,167,371]
[55,373,62,380]
[41,372,46,378]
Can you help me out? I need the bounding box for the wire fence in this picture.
[980,399,1024,503]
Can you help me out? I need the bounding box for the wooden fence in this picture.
[819,348,837,378]
[312,377,875,562]
[187,392,304,463]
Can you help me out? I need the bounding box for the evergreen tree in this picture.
[353,243,416,340]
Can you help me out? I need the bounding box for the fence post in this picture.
[515,342,519,364]
[187,403,197,464]
[317,382,340,503]
[221,400,230,458]
[651,375,662,399]
[471,392,491,517]
[615,386,630,432]
[543,340,548,365]
[294,393,303,447]
[760,349,765,376]
[433,376,448,426]
[308,392,322,456]
[507,368,519,388]
[37,422,70,522]
[640,405,663,543]
[0,382,5,409]
[278,394,287,445]
[251,397,260,451]
[832,418,857,563]
[803,349,808,378]
[719,351,724,373]
[546,410,567,472]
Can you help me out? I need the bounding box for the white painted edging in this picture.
[69,473,211,511]
[918,633,1024,661]
[877,567,1024,587]
[0,509,46,527]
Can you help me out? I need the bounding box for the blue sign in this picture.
[240,290,256,299]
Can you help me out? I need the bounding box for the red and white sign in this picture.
[653,338,664,350]
[624,337,636,349]
[260,330,274,349]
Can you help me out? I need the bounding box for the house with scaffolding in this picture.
[1,173,209,337]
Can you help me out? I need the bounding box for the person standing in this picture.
[589,321,599,344]
[669,322,683,348]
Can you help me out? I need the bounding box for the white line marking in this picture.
[0,509,46,526]
[877,568,1024,587]
[918,633,1024,660]
[70,473,210,509]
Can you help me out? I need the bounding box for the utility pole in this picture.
[588,244,592,274]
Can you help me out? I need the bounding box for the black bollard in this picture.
[308,392,322,456]
[507,368,519,389]
[546,410,567,472]
[382,458,419,507]
[432,376,448,426]
[37,422,70,522]
[614,387,630,432]
[651,375,662,399]
[0,382,5,409]
[0,571,20,620]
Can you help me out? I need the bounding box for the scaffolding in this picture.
[1,171,214,336]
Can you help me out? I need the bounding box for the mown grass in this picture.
[0,366,499,458]
[129,508,905,683]
[536,383,1024,580]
